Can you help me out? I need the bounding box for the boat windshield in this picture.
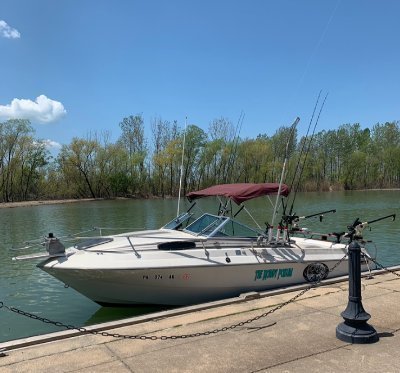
[162,212,193,230]
[184,213,260,238]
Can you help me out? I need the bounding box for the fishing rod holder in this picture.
[346,214,396,242]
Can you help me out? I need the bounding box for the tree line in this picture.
[0,116,399,203]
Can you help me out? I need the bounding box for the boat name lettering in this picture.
[254,268,293,281]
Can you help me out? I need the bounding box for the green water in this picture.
[1,191,399,343]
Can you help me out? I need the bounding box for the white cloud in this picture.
[43,139,62,150]
[0,20,20,39]
[0,95,67,124]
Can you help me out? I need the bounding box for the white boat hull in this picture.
[42,261,350,306]
[38,236,362,305]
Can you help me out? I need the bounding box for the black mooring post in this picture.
[336,240,378,343]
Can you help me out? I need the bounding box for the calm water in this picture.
[1,191,399,343]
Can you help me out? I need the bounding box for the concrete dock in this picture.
[1,268,400,372]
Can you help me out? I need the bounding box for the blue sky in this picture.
[1,0,399,151]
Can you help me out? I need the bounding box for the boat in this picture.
[14,182,378,306]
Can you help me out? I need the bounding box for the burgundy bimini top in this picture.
[186,183,290,205]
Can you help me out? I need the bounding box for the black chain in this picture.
[368,257,400,278]
[0,286,315,341]
[0,254,348,341]
[329,252,348,273]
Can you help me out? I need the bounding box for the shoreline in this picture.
[0,188,399,209]
[0,198,100,209]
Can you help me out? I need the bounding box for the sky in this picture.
[1,0,399,152]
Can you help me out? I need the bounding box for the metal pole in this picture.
[336,240,378,343]
[177,117,187,217]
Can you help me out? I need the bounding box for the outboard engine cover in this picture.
[45,233,66,256]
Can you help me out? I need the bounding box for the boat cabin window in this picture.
[184,213,260,238]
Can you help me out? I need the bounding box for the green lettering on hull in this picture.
[254,268,293,281]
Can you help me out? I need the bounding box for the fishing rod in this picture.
[297,209,336,222]
[270,117,300,231]
[367,213,396,225]
[286,90,322,199]
[286,92,329,220]
[227,111,244,183]
[281,91,322,223]
[347,213,396,241]
[283,208,336,227]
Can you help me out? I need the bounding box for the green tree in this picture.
[57,137,99,198]
[0,119,48,202]
[118,114,148,193]
[182,125,207,193]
